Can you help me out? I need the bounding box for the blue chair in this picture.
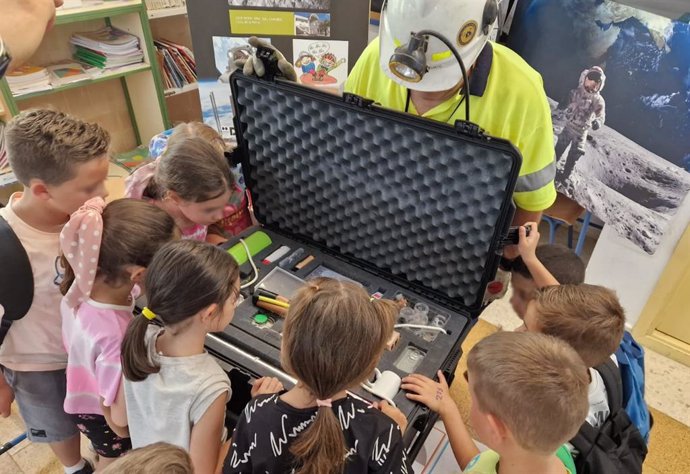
[541,210,592,256]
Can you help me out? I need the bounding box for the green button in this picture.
[254,313,269,324]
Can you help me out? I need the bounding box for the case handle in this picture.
[453,119,485,139]
[343,93,376,108]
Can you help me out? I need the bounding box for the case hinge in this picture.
[225,148,244,167]
[343,93,376,108]
[453,120,486,139]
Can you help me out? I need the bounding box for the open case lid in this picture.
[230,72,522,315]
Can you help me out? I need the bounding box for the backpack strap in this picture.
[0,214,34,321]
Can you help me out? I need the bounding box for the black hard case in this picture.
[209,72,522,458]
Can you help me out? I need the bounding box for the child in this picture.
[59,198,178,469]
[228,278,413,473]
[124,136,234,242]
[100,442,193,474]
[121,240,280,474]
[403,331,589,473]
[555,66,606,188]
[523,284,626,431]
[141,122,252,241]
[509,222,585,320]
[0,109,111,474]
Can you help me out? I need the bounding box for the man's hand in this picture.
[251,377,284,397]
[235,37,297,82]
[374,400,408,432]
[0,380,14,418]
[591,120,601,131]
[402,371,455,419]
[517,222,540,263]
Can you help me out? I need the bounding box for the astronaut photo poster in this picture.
[505,0,690,254]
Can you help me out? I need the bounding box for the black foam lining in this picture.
[231,74,520,310]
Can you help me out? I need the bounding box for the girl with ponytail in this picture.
[121,240,281,474]
[60,198,177,469]
[228,278,413,474]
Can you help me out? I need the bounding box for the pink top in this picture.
[61,293,137,415]
[181,223,208,242]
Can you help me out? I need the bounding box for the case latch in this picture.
[343,93,376,108]
[453,120,486,139]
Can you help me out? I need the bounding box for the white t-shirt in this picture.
[124,325,231,449]
[568,354,618,455]
[0,193,67,371]
[586,354,619,428]
[586,367,610,428]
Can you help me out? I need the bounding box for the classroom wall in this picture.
[586,194,690,327]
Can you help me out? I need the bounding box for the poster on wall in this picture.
[292,39,347,88]
[187,0,370,138]
[197,36,272,135]
[505,0,690,254]
[294,12,331,37]
[227,0,331,9]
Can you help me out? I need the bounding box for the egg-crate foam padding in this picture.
[230,72,522,313]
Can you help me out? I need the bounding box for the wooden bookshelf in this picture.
[0,0,170,157]
[148,5,201,124]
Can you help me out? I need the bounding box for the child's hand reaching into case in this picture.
[402,371,455,418]
[517,221,540,263]
[251,377,284,397]
[374,401,408,432]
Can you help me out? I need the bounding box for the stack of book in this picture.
[71,27,144,69]
[58,0,83,9]
[5,65,52,96]
[154,39,197,91]
[145,0,185,10]
[0,121,15,187]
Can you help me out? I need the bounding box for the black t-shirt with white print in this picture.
[227,393,413,473]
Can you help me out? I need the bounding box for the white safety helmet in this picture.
[380,0,499,92]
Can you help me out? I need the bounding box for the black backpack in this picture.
[570,358,648,474]
[0,213,34,344]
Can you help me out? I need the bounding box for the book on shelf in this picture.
[57,0,83,9]
[145,0,185,10]
[0,121,14,186]
[153,39,197,91]
[47,62,90,86]
[71,27,144,69]
[5,65,52,96]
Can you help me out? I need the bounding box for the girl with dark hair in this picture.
[228,278,412,474]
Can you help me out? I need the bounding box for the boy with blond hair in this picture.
[523,284,626,429]
[403,331,589,473]
[0,109,111,474]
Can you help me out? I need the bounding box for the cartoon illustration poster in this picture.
[292,39,348,88]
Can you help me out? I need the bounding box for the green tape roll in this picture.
[226,231,273,265]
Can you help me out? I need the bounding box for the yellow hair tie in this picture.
[142,307,157,320]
